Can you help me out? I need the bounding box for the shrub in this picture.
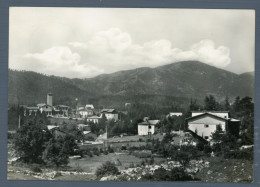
[103,150,108,155]
[139,138,143,142]
[132,150,152,158]
[141,167,199,181]
[129,162,135,168]
[203,145,212,156]
[141,160,146,166]
[31,165,42,173]
[149,156,155,165]
[95,161,120,178]
[93,148,100,156]
[108,146,114,153]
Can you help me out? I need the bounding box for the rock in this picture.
[100,175,118,181]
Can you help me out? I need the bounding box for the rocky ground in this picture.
[8,157,253,182]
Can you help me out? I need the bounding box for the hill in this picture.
[8,61,254,108]
[68,61,254,100]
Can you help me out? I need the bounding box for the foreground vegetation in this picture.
[7,95,254,182]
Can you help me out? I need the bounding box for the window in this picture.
[204,124,209,128]
[204,136,209,139]
[148,125,151,129]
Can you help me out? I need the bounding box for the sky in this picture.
[9,8,255,78]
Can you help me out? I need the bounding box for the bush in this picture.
[132,150,152,158]
[31,165,42,173]
[129,162,135,168]
[95,161,120,178]
[141,167,199,181]
[93,148,100,156]
[103,150,108,155]
[108,147,114,153]
[149,157,155,165]
[203,145,212,156]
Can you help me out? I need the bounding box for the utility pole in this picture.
[18,115,20,129]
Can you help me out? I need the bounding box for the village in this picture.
[7,92,254,182]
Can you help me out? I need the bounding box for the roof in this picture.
[191,111,229,114]
[138,121,156,126]
[230,118,240,122]
[187,112,240,123]
[56,105,69,108]
[88,115,101,119]
[85,104,94,109]
[37,103,46,107]
[77,124,89,127]
[101,109,116,113]
[186,112,228,122]
[78,109,93,112]
[83,131,91,135]
[148,120,160,125]
[26,107,39,110]
[47,125,59,130]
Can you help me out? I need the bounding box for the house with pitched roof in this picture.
[78,108,94,118]
[138,119,160,136]
[100,109,118,121]
[186,111,240,141]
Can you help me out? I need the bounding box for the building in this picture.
[138,119,160,136]
[167,112,183,118]
[87,115,102,124]
[25,106,38,116]
[100,109,118,121]
[85,104,94,109]
[54,105,69,116]
[77,124,91,131]
[47,93,53,106]
[78,109,94,118]
[38,104,53,116]
[77,105,85,111]
[186,111,240,141]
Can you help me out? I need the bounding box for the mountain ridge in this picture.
[8,61,254,107]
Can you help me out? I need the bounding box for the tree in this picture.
[204,95,219,111]
[171,145,200,169]
[14,120,51,163]
[211,125,225,144]
[43,134,78,167]
[95,161,120,178]
[224,96,231,111]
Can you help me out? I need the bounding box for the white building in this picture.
[87,115,102,124]
[186,111,240,141]
[78,109,94,118]
[100,109,118,121]
[167,112,183,118]
[85,104,94,109]
[138,120,160,136]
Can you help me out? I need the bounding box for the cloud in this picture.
[25,46,80,66]
[25,28,231,78]
[24,46,104,77]
[190,40,231,67]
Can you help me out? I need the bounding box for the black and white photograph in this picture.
[7,7,255,182]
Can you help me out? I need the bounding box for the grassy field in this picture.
[69,152,165,173]
[194,157,253,182]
